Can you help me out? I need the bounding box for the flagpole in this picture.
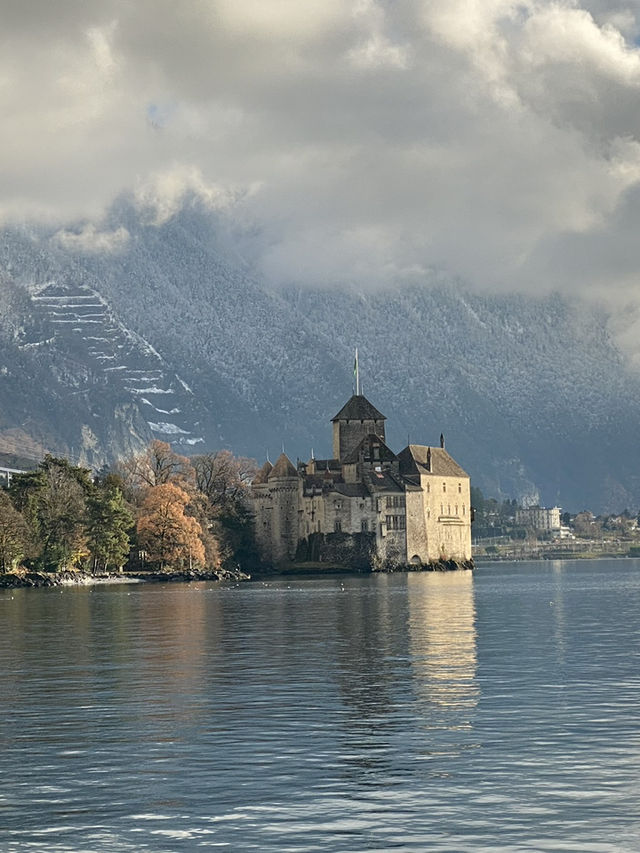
[355,347,360,396]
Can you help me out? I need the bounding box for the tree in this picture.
[0,492,34,571]
[10,456,92,571]
[137,483,205,569]
[86,486,134,573]
[192,451,259,569]
[192,451,257,512]
[574,511,600,538]
[117,440,195,493]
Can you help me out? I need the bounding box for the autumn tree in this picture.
[137,483,205,569]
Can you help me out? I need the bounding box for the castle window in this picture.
[455,505,458,515]
[361,519,369,532]
[443,483,446,492]
[386,496,393,508]
[458,483,462,493]
[463,505,466,515]
[334,520,342,532]
[427,483,430,493]
[386,515,393,528]
[427,508,431,518]
[398,515,406,529]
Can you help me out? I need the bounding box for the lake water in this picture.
[2,560,640,852]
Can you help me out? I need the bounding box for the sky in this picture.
[3,0,640,309]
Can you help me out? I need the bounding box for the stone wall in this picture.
[295,531,376,569]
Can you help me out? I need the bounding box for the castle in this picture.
[251,390,473,570]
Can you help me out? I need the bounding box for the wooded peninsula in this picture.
[0,440,259,585]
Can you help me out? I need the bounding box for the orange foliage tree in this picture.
[136,483,205,569]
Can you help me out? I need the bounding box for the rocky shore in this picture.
[376,558,475,572]
[0,567,249,589]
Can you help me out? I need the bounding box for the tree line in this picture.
[0,441,259,574]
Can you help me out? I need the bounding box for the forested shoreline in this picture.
[0,441,260,581]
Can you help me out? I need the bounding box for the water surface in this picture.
[2,560,640,851]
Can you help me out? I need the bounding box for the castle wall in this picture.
[405,486,430,564]
[417,473,472,563]
[375,493,407,565]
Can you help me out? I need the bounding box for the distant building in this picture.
[515,505,562,532]
[250,392,472,569]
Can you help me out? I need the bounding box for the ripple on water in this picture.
[1,564,640,851]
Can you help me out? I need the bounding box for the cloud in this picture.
[52,223,130,253]
[2,0,640,305]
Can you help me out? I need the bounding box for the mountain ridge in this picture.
[1,201,639,514]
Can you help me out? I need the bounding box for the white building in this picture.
[515,505,562,532]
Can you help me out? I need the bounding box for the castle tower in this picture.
[267,452,300,563]
[331,395,386,462]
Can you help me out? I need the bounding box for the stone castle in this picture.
[251,392,473,570]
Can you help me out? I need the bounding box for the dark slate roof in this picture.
[268,452,298,480]
[252,460,273,485]
[343,433,398,465]
[363,469,405,493]
[331,394,386,422]
[332,483,369,498]
[398,445,469,478]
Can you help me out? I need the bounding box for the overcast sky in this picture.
[3,0,640,305]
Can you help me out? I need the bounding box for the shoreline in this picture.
[0,567,249,589]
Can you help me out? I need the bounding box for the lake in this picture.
[2,559,640,851]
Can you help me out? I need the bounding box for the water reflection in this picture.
[550,560,567,666]
[333,574,409,721]
[407,572,479,716]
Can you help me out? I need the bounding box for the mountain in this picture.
[1,198,639,514]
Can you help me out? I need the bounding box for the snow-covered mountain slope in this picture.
[1,201,639,513]
[29,282,203,447]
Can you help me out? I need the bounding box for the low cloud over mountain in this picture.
[3,2,640,313]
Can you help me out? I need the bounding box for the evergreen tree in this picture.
[86,486,134,573]
[10,456,92,572]
[0,491,34,571]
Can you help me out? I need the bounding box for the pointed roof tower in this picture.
[252,460,273,485]
[268,452,298,480]
[331,394,386,462]
[331,395,386,423]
